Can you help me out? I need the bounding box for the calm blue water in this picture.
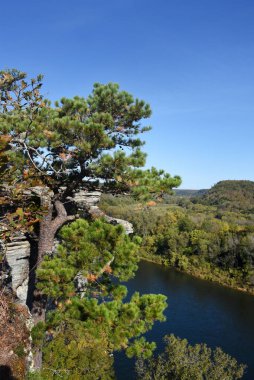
[115,261,254,379]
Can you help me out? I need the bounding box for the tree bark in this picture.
[37,199,75,264]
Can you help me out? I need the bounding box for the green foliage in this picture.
[126,337,156,359]
[14,344,26,358]
[39,326,114,380]
[31,292,167,379]
[129,167,181,200]
[37,218,140,298]
[44,292,167,351]
[136,334,246,380]
[31,322,46,348]
[0,69,45,184]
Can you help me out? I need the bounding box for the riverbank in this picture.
[140,254,254,296]
[100,193,254,298]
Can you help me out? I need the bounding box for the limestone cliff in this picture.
[5,235,30,304]
[71,189,134,234]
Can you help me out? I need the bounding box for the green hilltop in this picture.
[196,180,254,213]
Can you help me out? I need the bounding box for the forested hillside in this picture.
[196,180,254,213]
[174,189,208,197]
[100,180,254,294]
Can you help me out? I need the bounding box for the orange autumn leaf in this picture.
[146,200,157,207]
[43,130,54,138]
[104,265,113,274]
[87,273,97,282]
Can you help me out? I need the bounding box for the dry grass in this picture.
[0,293,31,379]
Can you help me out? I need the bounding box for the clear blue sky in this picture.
[2,0,254,188]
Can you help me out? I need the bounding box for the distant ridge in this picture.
[197,180,254,213]
[174,189,208,197]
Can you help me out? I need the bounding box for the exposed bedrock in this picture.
[71,189,134,234]
[4,235,30,304]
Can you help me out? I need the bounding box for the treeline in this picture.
[100,185,254,293]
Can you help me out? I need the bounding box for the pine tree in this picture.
[31,219,167,379]
[0,69,181,264]
[0,69,180,373]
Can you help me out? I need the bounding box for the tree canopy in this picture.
[0,69,181,199]
[136,334,246,380]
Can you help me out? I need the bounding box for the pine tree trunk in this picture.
[37,195,54,264]
[37,195,76,265]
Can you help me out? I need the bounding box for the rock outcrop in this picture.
[5,235,30,304]
[1,235,30,305]
[71,190,134,234]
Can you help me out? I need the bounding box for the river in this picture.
[114,261,254,379]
